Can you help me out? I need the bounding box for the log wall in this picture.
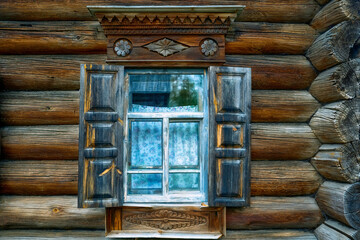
[307,1,360,236]
[0,0,327,238]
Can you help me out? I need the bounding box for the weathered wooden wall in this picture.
[0,0,333,239]
[306,0,360,238]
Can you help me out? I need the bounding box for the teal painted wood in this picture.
[208,66,251,207]
[78,64,124,208]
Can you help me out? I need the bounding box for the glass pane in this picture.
[130,121,162,168]
[128,173,162,194]
[129,74,203,112]
[169,122,199,168]
[169,173,199,191]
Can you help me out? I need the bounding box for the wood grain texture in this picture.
[209,66,251,207]
[0,21,107,55]
[311,143,360,183]
[0,21,319,55]
[0,196,323,230]
[307,20,360,71]
[0,160,78,195]
[226,55,317,90]
[0,55,317,91]
[227,197,323,229]
[323,219,360,240]
[252,91,320,122]
[309,101,359,143]
[0,124,322,161]
[0,160,322,196]
[0,196,104,230]
[309,61,359,103]
[0,125,78,160]
[226,22,318,55]
[315,223,352,240]
[0,55,106,91]
[311,0,360,32]
[0,0,321,23]
[251,124,321,160]
[316,181,360,229]
[0,229,318,239]
[225,230,317,239]
[0,91,79,125]
[251,161,322,196]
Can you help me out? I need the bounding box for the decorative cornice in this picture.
[99,15,231,35]
[124,209,207,230]
[100,15,231,25]
[87,5,245,65]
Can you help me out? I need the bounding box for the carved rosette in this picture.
[200,39,218,56]
[124,210,207,230]
[114,39,132,57]
[143,38,189,57]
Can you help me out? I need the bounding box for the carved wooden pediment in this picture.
[88,5,245,66]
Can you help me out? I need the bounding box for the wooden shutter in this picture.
[208,66,251,207]
[78,64,124,208]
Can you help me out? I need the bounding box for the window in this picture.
[78,65,251,208]
[124,69,208,204]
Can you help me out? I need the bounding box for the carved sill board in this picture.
[107,231,222,239]
[106,207,225,239]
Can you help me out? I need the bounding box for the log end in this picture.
[345,182,360,229]
[310,101,359,143]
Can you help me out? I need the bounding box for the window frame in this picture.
[122,68,209,205]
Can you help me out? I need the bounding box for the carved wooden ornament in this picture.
[88,5,245,66]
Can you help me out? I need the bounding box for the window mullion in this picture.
[163,117,169,198]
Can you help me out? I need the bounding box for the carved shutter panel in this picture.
[78,64,124,208]
[208,66,251,207]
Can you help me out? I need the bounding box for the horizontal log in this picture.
[307,20,360,71]
[0,160,78,195]
[226,22,318,55]
[311,143,360,183]
[0,125,78,160]
[251,91,320,122]
[0,55,317,91]
[0,196,104,229]
[309,61,359,103]
[0,91,79,125]
[311,0,360,32]
[0,90,320,125]
[315,223,353,240]
[225,230,317,239]
[0,124,321,160]
[322,219,360,240]
[315,0,331,5]
[0,230,317,239]
[0,196,323,230]
[225,55,317,90]
[0,21,106,55]
[0,230,106,240]
[250,161,322,196]
[227,196,323,229]
[0,160,322,196]
[0,21,317,55]
[316,181,360,229]
[0,0,321,23]
[309,101,359,143]
[0,55,105,91]
[251,124,321,160]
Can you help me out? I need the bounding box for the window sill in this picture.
[107,231,223,239]
[106,206,225,239]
